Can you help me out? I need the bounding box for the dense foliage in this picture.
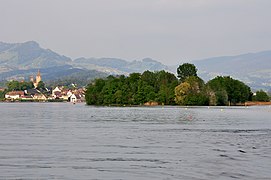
[86,63,254,106]
[206,76,252,105]
[37,81,46,90]
[174,63,252,106]
[177,63,198,82]
[85,70,178,105]
[175,76,209,105]
[253,90,270,102]
[0,89,7,100]
[6,81,34,91]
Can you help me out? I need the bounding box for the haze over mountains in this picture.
[0,41,270,90]
[192,51,271,90]
[0,41,170,83]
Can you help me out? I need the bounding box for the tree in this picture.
[206,76,251,105]
[175,82,191,105]
[114,90,123,104]
[184,76,205,94]
[174,76,208,105]
[0,89,8,100]
[253,90,270,102]
[7,81,20,91]
[183,93,209,106]
[177,63,198,82]
[141,71,156,87]
[7,81,34,91]
[37,81,46,90]
[85,79,106,105]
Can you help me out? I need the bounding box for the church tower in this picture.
[36,70,41,84]
[34,70,42,88]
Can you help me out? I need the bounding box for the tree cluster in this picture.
[85,70,178,105]
[175,63,252,106]
[86,63,255,106]
[252,90,270,102]
[0,90,7,100]
[7,81,34,91]
[206,76,252,105]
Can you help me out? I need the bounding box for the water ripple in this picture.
[0,103,271,179]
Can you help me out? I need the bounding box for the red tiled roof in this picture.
[6,91,24,96]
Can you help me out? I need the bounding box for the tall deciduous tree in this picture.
[174,76,208,105]
[177,63,198,82]
[175,82,191,105]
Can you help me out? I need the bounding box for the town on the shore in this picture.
[0,70,85,103]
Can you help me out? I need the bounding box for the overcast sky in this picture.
[0,0,271,65]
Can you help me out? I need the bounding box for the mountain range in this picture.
[0,41,270,90]
[192,51,271,90]
[0,41,169,84]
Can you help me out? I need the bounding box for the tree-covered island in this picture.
[85,63,268,106]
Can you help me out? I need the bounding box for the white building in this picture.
[70,94,82,103]
[5,91,25,99]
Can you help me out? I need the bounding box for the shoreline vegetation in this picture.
[1,63,270,106]
[85,63,270,106]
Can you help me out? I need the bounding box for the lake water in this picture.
[0,103,271,180]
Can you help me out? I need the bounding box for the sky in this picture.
[0,0,271,65]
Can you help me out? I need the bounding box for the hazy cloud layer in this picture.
[1,0,271,65]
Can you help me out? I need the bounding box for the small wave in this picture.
[148,128,271,134]
[0,164,52,169]
[76,157,168,164]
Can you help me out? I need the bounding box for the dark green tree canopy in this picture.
[7,81,34,91]
[37,81,46,90]
[177,63,198,82]
[253,90,270,102]
[85,70,178,106]
[86,64,254,106]
[206,76,252,105]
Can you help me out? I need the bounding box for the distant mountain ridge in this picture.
[73,57,170,75]
[0,41,71,70]
[193,51,271,73]
[0,41,270,90]
[0,41,169,83]
[0,41,105,83]
[192,50,271,90]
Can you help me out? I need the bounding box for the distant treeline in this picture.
[85,63,270,106]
